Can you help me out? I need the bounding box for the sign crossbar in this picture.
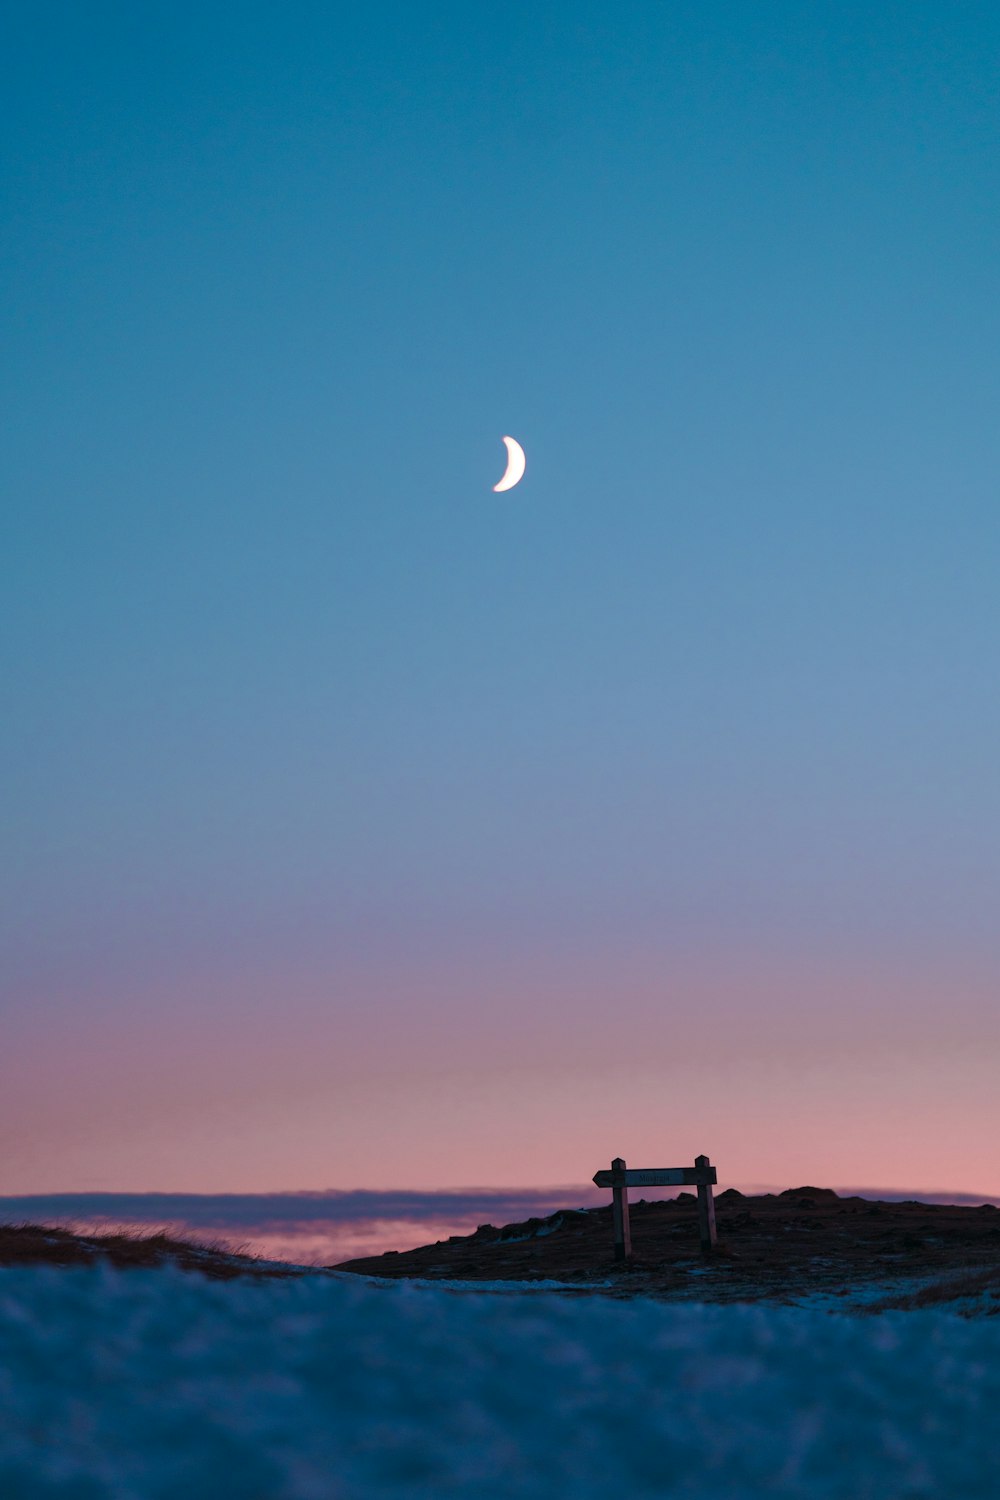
[592,1166,717,1189]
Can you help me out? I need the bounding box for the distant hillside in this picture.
[336,1188,1000,1310]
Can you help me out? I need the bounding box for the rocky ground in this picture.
[335,1187,1000,1308]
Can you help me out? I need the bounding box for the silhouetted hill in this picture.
[335,1190,1000,1307]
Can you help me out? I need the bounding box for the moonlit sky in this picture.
[3,3,999,1199]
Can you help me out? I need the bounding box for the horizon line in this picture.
[2,1183,998,1228]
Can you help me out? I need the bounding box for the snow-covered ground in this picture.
[2,1267,999,1498]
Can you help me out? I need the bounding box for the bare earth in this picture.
[335,1187,1000,1309]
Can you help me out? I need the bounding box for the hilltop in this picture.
[335,1188,1000,1310]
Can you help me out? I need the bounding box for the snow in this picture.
[492,1210,579,1243]
[2,1267,1000,1498]
[336,1270,612,1293]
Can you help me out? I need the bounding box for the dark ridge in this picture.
[335,1191,1000,1306]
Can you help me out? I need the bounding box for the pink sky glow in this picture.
[5,946,997,1201]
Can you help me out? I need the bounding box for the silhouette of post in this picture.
[611,1157,632,1262]
[695,1154,717,1252]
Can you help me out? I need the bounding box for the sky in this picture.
[3,2,999,1201]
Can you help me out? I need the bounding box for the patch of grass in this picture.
[0,1222,300,1279]
[869,1267,1000,1314]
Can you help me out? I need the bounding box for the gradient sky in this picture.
[3,2,998,1199]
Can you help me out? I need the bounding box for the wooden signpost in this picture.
[592,1154,718,1261]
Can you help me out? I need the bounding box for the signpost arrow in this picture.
[592,1165,717,1189]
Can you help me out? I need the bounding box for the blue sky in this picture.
[3,3,999,1195]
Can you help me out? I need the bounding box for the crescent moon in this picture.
[493,435,526,492]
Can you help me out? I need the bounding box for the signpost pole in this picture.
[611,1157,632,1262]
[695,1154,717,1252]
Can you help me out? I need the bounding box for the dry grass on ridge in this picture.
[0,1222,299,1279]
[868,1265,1000,1313]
